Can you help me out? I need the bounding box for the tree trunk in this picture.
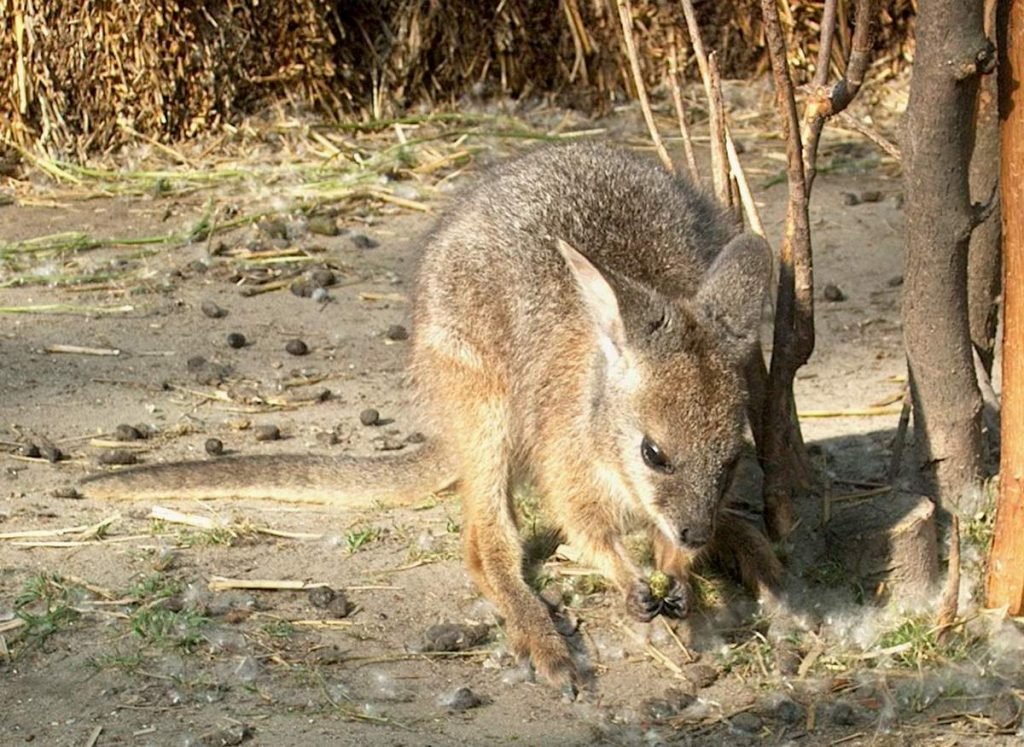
[901,0,994,513]
[986,0,1024,618]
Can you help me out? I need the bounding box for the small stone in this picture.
[375,437,405,451]
[327,592,352,619]
[285,339,309,356]
[350,233,379,249]
[310,268,336,288]
[97,449,138,466]
[359,408,380,426]
[988,691,1022,729]
[290,279,314,297]
[419,623,490,652]
[308,585,335,608]
[227,332,247,349]
[442,687,483,712]
[823,283,847,302]
[730,712,763,734]
[51,486,82,500]
[683,662,719,689]
[311,287,331,303]
[255,425,280,442]
[134,423,156,439]
[772,697,805,724]
[385,324,409,341]
[187,356,231,386]
[40,445,64,463]
[200,300,227,319]
[859,190,883,203]
[888,275,904,287]
[114,424,143,441]
[19,442,41,459]
[841,192,861,206]
[887,193,905,210]
[258,218,289,240]
[204,438,224,456]
[405,431,426,444]
[307,215,340,236]
[642,687,696,722]
[831,701,858,726]
[187,260,208,274]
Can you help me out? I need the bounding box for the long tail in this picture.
[78,441,457,508]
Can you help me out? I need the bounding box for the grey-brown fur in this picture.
[80,142,779,691]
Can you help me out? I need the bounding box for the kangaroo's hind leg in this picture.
[416,344,579,691]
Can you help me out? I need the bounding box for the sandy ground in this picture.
[1,107,1022,746]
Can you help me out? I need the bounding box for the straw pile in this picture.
[1,0,915,157]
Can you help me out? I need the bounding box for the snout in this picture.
[677,523,713,550]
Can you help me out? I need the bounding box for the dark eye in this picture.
[641,436,674,474]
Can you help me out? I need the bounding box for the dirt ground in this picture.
[1,101,1022,746]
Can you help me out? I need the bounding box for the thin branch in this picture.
[667,29,699,181]
[678,0,710,90]
[803,0,877,188]
[707,52,731,206]
[834,111,901,161]
[760,0,813,364]
[616,0,674,172]
[811,0,841,88]
[678,0,765,236]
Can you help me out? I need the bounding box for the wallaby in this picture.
[80,142,781,691]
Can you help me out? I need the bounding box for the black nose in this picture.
[679,526,711,549]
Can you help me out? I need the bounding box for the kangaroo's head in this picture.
[556,233,771,551]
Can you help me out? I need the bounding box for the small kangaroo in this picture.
[81,142,780,690]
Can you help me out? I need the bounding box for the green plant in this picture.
[345,526,381,553]
[130,606,208,651]
[13,573,80,649]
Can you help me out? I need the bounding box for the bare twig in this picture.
[888,384,913,483]
[707,53,731,206]
[759,0,817,538]
[667,30,699,181]
[834,112,901,161]
[677,0,764,235]
[803,0,877,188]
[616,0,674,172]
[44,344,121,356]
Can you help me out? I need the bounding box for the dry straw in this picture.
[1,1,915,157]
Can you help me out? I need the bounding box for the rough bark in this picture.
[901,0,993,513]
[758,0,816,540]
[968,73,1002,378]
[986,0,1024,617]
[826,493,940,606]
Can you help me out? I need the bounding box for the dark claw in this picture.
[626,578,661,622]
[658,576,690,619]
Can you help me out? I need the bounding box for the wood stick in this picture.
[667,30,699,181]
[616,0,674,172]
[149,506,223,531]
[987,0,1024,615]
[45,344,121,356]
[207,577,309,591]
[706,53,731,206]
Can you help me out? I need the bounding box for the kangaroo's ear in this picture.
[695,233,772,347]
[556,238,626,363]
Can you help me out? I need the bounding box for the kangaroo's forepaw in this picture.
[658,575,690,619]
[626,578,661,622]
